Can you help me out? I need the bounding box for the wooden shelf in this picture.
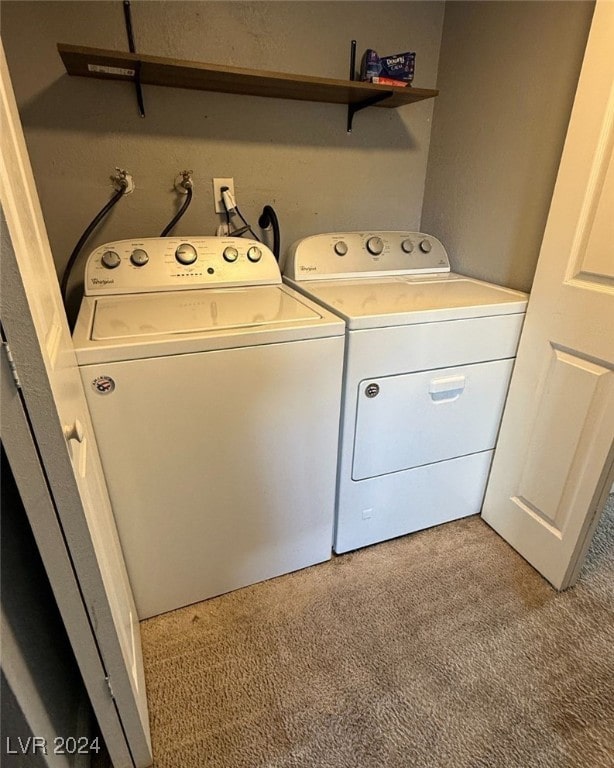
[57,43,438,116]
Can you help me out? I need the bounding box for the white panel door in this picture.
[482,0,614,590]
[0,43,152,767]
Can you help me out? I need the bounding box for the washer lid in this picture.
[91,285,321,340]
[73,284,345,364]
[296,274,528,329]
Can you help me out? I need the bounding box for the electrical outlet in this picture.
[213,177,234,214]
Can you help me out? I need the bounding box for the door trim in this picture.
[1,327,134,768]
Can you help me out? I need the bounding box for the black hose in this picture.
[160,185,193,237]
[258,205,280,262]
[61,185,125,305]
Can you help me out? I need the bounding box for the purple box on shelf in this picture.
[380,52,415,82]
[360,49,416,83]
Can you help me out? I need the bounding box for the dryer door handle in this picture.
[429,375,466,403]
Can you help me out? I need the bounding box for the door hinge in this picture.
[2,342,22,389]
[105,675,115,700]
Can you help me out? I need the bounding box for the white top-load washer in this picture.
[284,231,529,554]
[73,236,345,618]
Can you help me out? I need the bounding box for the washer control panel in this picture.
[284,231,450,281]
[84,237,280,295]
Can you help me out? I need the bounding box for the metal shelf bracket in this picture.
[123,0,145,117]
[347,92,394,133]
[346,39,393,132]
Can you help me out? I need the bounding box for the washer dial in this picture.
[223,246,239,262]
[130,248,149,267]
[334,241,348,256]
[420,239,432,253]
[175,243,198,265]
[401,239,414,254]
[101,250,121,269]
[247,246,262,263]
[366,236,384,255]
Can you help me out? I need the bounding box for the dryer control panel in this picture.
[284,231,450,281]
[84,237,281,295]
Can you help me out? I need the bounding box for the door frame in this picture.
[1,321,135,768]
[1,40,152,767]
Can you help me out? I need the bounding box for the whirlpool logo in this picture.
[300,265,317,272]
[91,376,115,395]
[92,277,114,286]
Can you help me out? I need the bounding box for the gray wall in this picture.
[2,2,595,302]
[1,0,444,316]
[421,1,594,293]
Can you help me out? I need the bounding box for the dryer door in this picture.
[352,359,515,481]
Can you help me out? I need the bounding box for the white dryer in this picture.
[73,236,345,618]
[284,231,529,554]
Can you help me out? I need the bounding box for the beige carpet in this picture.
[141,496,614,768]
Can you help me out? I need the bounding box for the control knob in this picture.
[247,246,262,263]
[101,250,121,269]
[366,236,384,255]
[175,243,198,265]
[334,241,348,256]
[130,248,149,267]
[420,239,432,253]
[223,246,239,262]
[401,239,414,254]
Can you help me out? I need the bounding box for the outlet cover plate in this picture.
[213,177,234,214]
